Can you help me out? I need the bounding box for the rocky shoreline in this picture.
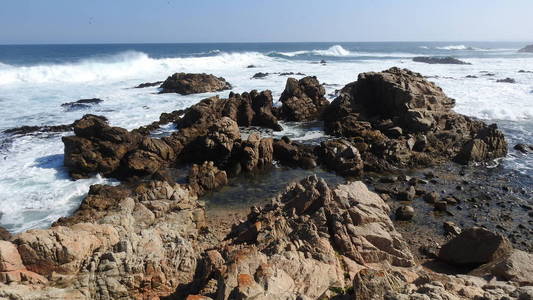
[0,67,531,299]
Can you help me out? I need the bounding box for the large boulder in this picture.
[159,73,231,95]
[323,67,507,170]
[438,227,512,266]
[278,76,329,121]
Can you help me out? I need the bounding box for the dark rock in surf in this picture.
[61,98,103,111]
[3,124,74,136]
[279,72,306,76]
[496,78,516,83]
[514,143,533,153]
[413,56,471,65]
[251,72,269,79]
[159,73,231,95]
[518,45,533,53]
[134,81,163,88]
[278,76,329,121]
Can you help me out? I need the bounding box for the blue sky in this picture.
[1,0,532,44]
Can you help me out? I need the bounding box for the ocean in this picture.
[0,42,532,233]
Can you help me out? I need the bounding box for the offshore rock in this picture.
[413,56,471,64]
[159,73,231,95]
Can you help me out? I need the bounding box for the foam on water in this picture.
[1,45,532,233]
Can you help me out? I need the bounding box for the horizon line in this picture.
[0,40,530,46]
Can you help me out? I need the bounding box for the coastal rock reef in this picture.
[0,68,526,300]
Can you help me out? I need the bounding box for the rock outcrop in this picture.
[413,56,471,64]
[177,90,282,131]
[323,67,507,171]
[278,76,329,121]
[189,176,415,299]
[159,73,231,95]
[0,179,213,299]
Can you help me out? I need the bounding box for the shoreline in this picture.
[0,66,531,299]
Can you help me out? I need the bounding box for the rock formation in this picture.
[278,76,329,121]
[159,73,231,95]
[323,67,507,171]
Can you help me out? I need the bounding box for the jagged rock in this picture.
[323,67,507,170]
[183,117,241,166]
[159,73,231,95]
[455,124,508,164]
[62,115,143,179]
[315,139,364,177]
[61,98,103,111]
[188,161,228,197]
[278,76,329,121]
[470,249,533,285]
[1,180,209,299]
[234,133,274,172]
[413,56,471,64]
[518,45,533,53]
[192,176,415,299]
[178,91,282,131]
[438,227,512,266]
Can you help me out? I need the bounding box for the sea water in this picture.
[0,42,532,232]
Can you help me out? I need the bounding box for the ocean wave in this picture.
[435,44,476,50]
[0,50,274,86]
[271,45,417,58]
[274,45,352,57]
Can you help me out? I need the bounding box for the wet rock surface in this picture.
[159,73,232,95]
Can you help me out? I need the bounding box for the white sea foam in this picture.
[436,44,474,50]
[0,51,277,86]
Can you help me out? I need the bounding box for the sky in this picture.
[1,0,532,44]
